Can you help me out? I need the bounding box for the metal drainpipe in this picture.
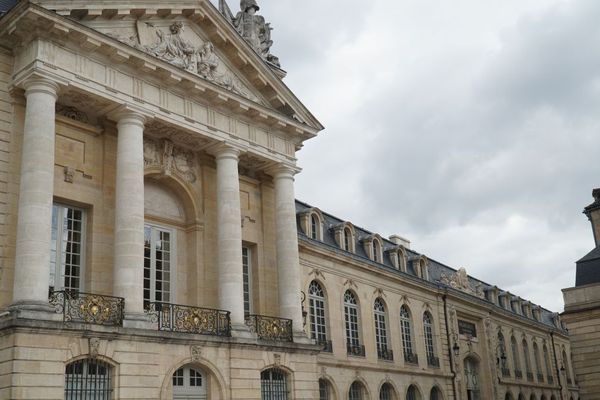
[551,331,565,400]
[443,293,458,400]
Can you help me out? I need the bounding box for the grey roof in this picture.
[296,199,562,331]
[0,0,17,15]
[576,246,600,287]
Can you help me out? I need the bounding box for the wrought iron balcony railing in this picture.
[318,340,333,353]
[537,373,544,382]
[377,348,394,361]
[145,302,231,337]
[515,369,523,379]
[49,290,124,326]
[404,352,419,365]
[527,372,534,382]
[346,343,366,357]
[547,375,554,384]
[245,315,293,342]
[501,367,511,377]
[427,355,440,368]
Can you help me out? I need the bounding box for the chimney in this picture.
[389,235,410,249]
[585,188,600,247]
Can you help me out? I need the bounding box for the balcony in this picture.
[501,367,511,377]
[377,348,394,361]
[49,290,124,326]
[145,302,231,337]
[404,352,419,365]
[318,340,333,353]
[527,372,534,382]
[245,315,293,342]
[427,355,440,368]
[537,373,544,382]
[547,375,554,384]
[346,343,366,357]
[515,369,523,379]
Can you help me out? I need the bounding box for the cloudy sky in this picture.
[217,0,599,311]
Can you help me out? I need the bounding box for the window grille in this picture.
[50,204,85,292]
[319,379,329,400]
[309,281,327,344]
[423,312,436,361]
[65,358,112,400]
[344,291,360,348]
[349,381,363,400]
[406,385,418,400]
[242,247,252,317]
[379,383,392,400]
[400,305,413,357]
[430,387,442,400]
[374,299,388,354]
[144,225,172,307]
[261,368,287,400]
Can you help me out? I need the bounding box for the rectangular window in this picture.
[144,224,173,307]
[50,204,85,292]
[243,246,252,317]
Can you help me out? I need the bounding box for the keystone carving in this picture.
[144,138,196,183]
[439,267,485,299]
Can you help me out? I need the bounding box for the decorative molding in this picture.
[144,136,197,183]
[343,279,358,290]
[309,268,325,280]
[439,267,485,299]
[273,353,281,366]
[89,338,101,358]
[63,166,75,183]
[191,345,202,362]
[56,104,89,124]
[373,288,385,298]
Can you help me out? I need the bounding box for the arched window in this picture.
[530,395,537,400]
[464,357,480,400]
[430,386,443,400]
[518,394,525,400]
[541,396,547,400]
[523,339,532,380]
[374,298,390,360]
[349,381,365,400]
[505,393,514,400]
[343,228,352,252]
[310,214,319,240]
[173,365,206,399]
[319,378,331,400]
[406,385,420,400]
[400,305,416,364]
[309,281,328,347]
[379,383,394,400]
[533,342,543,382]
[261,368,288,400]
[65,358,112,399]
[423,312,437,366]
[562,348,572,385]
[543,345,553,382]
[498,331,509,376]
[344,291,362,356]
[373,240,381,262]
[511,336,522,378]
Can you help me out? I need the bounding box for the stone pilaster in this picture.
[213,144,246,330]
[11,77,60,311]
[113,110,146,322]
[269,164,305,336]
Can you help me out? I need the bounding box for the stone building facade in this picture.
[0,1,579,399]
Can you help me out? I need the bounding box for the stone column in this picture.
[113,110,146,320]
[214,145,246,330]
[12,77,59,310]
[270,165,304,335]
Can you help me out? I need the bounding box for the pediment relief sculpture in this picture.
[144,137,196,183]
[439,267,485,299]
[108,21,258,102]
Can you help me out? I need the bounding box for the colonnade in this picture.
[10,75,305,335]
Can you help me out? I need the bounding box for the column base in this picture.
[123,312,156,330]
[293,330,314,345]
[8,301,62,322]
[231,322,254,339]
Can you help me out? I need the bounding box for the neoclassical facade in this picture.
[0,1,579,399]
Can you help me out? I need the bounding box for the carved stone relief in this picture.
[439,267,485,299]
[56,104,89,124]
[144,137,197,183]
[145,122,211,153]
[190,345,202,362]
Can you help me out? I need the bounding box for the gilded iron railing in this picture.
[49,290,124,326]
[378,348,394,361]
[404,352,419,365]
[427,355,440,368]
[346,342,366,357]
[145,302,231,337]
[245,315,293,342]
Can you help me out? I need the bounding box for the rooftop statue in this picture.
[219,0,280,67]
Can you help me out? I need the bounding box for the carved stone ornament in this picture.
[109,22,255,100]
[89,338,101,358]
[56,104,90,124]
[439,267,485,299]
[273,353,281,366]
[191,345,202,362]
[144,137,197,183]
[64,166,75,183]
[219,0,280,67]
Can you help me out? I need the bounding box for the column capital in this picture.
[111,105,151,130]
[22,76,60,101]
[209,142,242,161]
[266,163,301,179]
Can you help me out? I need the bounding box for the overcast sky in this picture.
[216,0,599,311]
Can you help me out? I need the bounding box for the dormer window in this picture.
[334,222,356,253]
[310,214,319,240]
[361,234,384,263]
[386,246,407,272]
[344,228,351,251]
[373,240,381,263]
[412,255,429,280]
[298,208,324,242]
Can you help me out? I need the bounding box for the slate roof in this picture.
[0,0,17,16]
[575,246,600,287]
[296,199,563,331]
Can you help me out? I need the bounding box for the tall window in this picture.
[173,366,206,399]
[400,305,414,360]
[406,385,419,400]
[261,368,288,400]
[423,311,436,363]
[373,240,381,262]
[543,345,552,379]
[50,204,85,292]
[344,291,360,348]
[379,383,393,400]
[144,225,173,307]
[464,357,480,400]
[430,387,442,400]
[498,331,509,373]
[65,358,112,399]
[533,343,543,381]
[242,247,252,317]
[511,336,521,377]
[374,298,389,356]
[319,379,330,400]
[309,281,327,345]
[310,214,319,240]
[523,339,532,378]
[349,381,364,400]
[562,349,572,384]
[343,228,352,251]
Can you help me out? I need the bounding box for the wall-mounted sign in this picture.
[458,320,477,337]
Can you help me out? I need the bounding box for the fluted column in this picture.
[12,77,59,309]
[270,164,304,334]
[113,111,146,317]
[214,145,245,329]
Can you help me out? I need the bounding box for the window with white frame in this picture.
[344,291,360,348]
[309,281,327,345]
[50,204,85,292]
[242,246,252,317]
[423,311,436,362]
[400,305,414,358]
[172,366,207,400]
[373,240,381,262]
[144,224,173,307]
[343,228,352,252]
[310,214,319,240]
[65,358,112,400]
[374,298,388,354]
[261,368,288,400]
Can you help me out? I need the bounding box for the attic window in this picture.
[372,240,381,263]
